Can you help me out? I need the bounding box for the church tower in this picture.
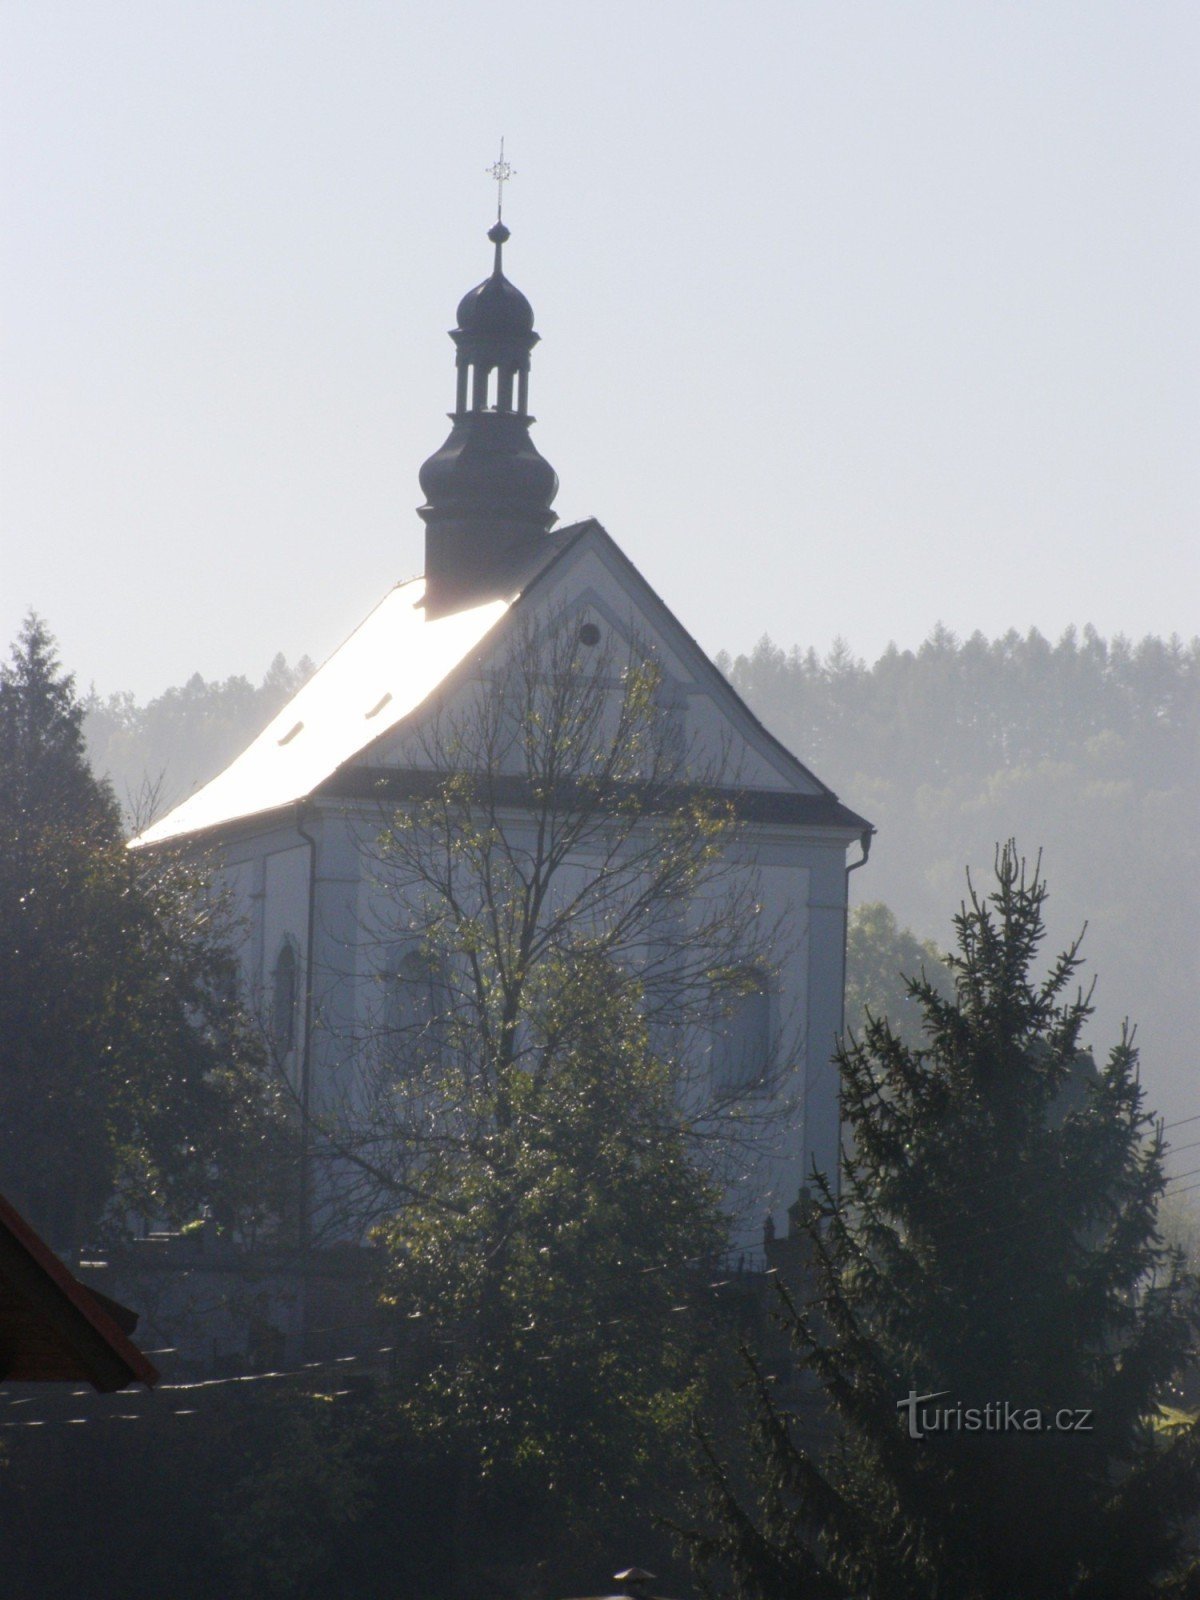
[418,219,559,617]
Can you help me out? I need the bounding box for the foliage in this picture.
[0,1370,695,1600]
[691,847,1200,1600]
[844,901,952,1052]
[316,609,777,1583]
[0,1378,375,1600]
[376,950,727,1518]
[218,1392,379,1600]
[0,615,287,1253]
[717,625,1200,789]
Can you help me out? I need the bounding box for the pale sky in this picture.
[3,1,1197,700]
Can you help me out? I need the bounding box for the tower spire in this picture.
[417,190,558,619]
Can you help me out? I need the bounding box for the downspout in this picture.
[294,803,319,1256]
[837,826,874,1198]
[841,826,874,1030]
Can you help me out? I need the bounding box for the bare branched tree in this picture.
[308,607,799,1238]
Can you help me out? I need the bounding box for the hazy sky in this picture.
[3,2,1197,701]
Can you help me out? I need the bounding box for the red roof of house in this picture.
[0,1192,159,1391]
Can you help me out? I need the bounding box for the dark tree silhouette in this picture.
[0,615,286,1253]
[692,847,1200,1600]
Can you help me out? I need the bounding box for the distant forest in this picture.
[718,626,1199,1132]
[84,624,1200,1129]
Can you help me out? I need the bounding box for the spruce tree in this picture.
[0,612,122,835]
[693,846,1200,1600]
[0,616,285,1253]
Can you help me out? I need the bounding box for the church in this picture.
[133,210,871,1247]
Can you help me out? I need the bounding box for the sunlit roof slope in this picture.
[132,578,509,845]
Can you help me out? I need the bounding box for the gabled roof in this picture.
[133,578,513,846]
[133,521,869,847]
[0,1191,160,1391]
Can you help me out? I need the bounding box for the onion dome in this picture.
[455,222,535,337]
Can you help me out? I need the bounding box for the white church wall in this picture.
[179,749,852,1252]
[213,857,262,994]
[802,842,853,1199]
[705,834,851,1241]
[153,537,860,1249]
[306,810,365,1119]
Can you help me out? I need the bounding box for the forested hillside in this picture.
[82,625,1199,1129]
[720,625,1200,1129]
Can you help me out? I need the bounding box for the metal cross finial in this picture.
[487,138,514,221]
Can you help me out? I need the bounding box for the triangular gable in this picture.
[510,521,835,797]
[354,521,854,808]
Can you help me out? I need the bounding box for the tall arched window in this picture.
[384,946,447,1076]
[714,977,772,1095]
[271,940,299,1059]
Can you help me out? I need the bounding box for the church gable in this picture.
[135,516,862,849]
[517,526,831,798]
[346,522,836,804]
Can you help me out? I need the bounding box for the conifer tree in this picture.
[0,615,285,1253]
[693,847,1200,1600]
[0,612,121,834]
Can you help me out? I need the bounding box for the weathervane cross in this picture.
[487,138,515,221]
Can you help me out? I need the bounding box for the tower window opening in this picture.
[472,364,492,411]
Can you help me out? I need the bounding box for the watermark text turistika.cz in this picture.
[898,1391,1094,1441]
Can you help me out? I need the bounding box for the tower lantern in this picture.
[417,214,559,618]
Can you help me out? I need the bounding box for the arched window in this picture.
[384,946,447,1076]
[714,978,772,1095]
[271,941,299,1059]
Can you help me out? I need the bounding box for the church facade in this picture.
[134,217,871,1245]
